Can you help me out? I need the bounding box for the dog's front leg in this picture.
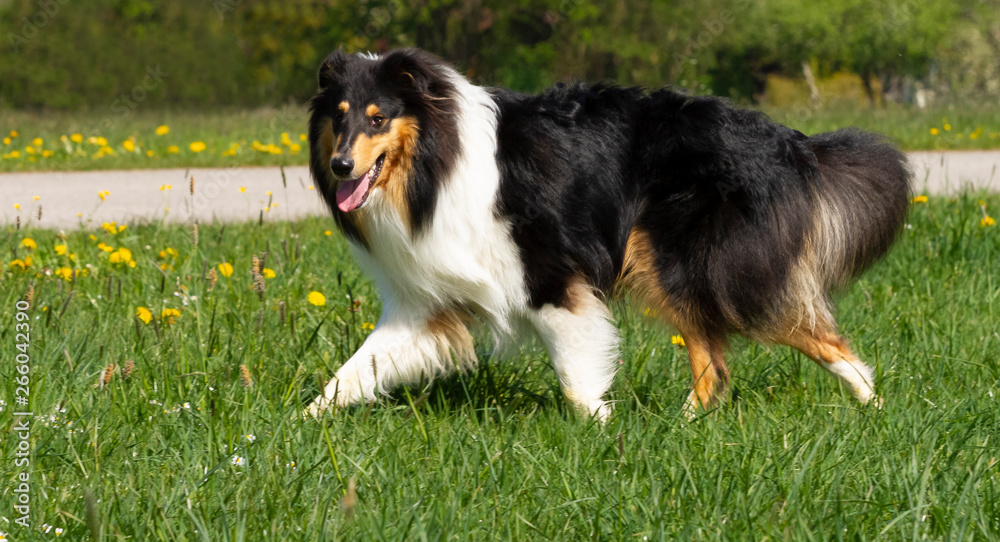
[527,281,620,421]
[304,309,475,416]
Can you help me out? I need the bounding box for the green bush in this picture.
[1,0,998,111]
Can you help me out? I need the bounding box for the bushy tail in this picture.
[806,129,911,289]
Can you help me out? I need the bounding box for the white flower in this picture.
[56,527,64,535]
[231,456,246,467]
[246,434,256,443]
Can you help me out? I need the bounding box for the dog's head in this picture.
[308,49,459,234]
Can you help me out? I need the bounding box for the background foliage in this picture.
[2,0,1000,111]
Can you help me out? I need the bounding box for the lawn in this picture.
[2,103,999,173]
[1,194,998,540]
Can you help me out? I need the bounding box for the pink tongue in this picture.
[335,171,372,212]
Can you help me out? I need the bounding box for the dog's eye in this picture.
[371,114,387,128]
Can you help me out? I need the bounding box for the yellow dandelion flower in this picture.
[41,150,53,157]
[911,195,928,204]
[97,242,114,253]
[155,125,170,136]
[324,230,332,236]
[25,146,36,154]
[55,267,74,281]
[146,150,154,157]
[10,150,20,158]
[161,308,181,324]
[159,184,172,191]
[13,203,20,210]
[70,133,83,143]
[239,186,246,193]
[307,185,315,190]
[9,259,28,271]
[101,221,118,234]
[21,238,37,250]
[96,136,108,147]
[32,195,40,201]
[928,128,939,135]
[307,291,326,306]
[944,123,951,132]
[300,133,307,142]
[32,137,43,146]
[108,247,133,265]
[167,145,180,154]
[262,268,276,279]
[671,335,686,346]
[165,247,178,258]
[362,322,375,331]
[189,141,207,153]
[982,216,996,227]
[135,307,153,324]
[218,262,234,277]
[266,191,273,196]
[55,244,67,255]
[123,140,135,152]
[10,130,18,137]
[289,143,302,154]
[2,137,9,145]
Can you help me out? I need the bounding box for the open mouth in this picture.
[335,154,385,212]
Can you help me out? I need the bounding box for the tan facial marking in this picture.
[338,101,350,113]
[366,104,380,117]
[348,116,420,228]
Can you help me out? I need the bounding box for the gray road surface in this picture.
[1,151,998,229]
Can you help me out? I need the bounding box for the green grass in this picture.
[0,106,310,173]
[1,194,999,540]
[2,103,999,173]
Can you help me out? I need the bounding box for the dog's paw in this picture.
[302,396,333,419]
[682,391,699,421]
[588,399,613,424]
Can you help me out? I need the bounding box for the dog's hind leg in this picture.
[681,329,730,419]
[778,327,880,406]
[527,280,620,421]
[304,308,476,417]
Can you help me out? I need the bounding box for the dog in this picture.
[305,48,910,419]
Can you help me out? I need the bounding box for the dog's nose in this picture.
[330,156,354,177]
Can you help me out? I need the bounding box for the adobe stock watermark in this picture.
[352,0,402,50]
[8,0,70,52]
[12,299,33,529]
[671,0,754,74]
[212,0,243,22]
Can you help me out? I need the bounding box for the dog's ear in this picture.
[377,49,451,100]
[318,48,350,89]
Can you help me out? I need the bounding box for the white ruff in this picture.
[353,74,528,336]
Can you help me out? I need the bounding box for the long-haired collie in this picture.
[305,48,910,419]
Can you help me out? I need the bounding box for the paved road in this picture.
[1,151,998,229]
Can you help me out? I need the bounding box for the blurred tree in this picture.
[0,0,993,110]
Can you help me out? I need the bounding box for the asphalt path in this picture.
[1,151,998,229]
